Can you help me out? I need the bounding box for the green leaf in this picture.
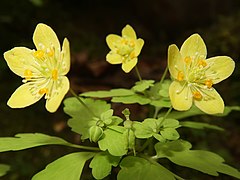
[133,118,158,139]
[159,118,180,128]
[160,128,179,140]
[180,121,224,131]
[112,94,151,105]
[132,80,155,92]
[0,164,10,177]
[163,105,240,119]
[89,151,121,179]
[98,126,128,156]
[150,98,171,108]
[158,80,171,98]
[0,133,78,152]
[64,97,110,139]
[118,156,178,180]
[32,152,95,180]
[111,116,123,125]
[155,140,192,157]
[153,134,165,142]
[81,89,134,98]
[155,140,240,178]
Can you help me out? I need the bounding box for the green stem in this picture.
[138,138,152,153]
[159,65,168,85]
[67,143,100,151]
[135,66,142,81]
[147,137,154,156]
[163,106,173,119]
[159,107,173,126]
[153,107,161,119]
[69,88,96,117]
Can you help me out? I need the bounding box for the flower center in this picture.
[175,55,216,101]
[116,38,135,59]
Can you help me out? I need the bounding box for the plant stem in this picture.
[138,138,152,153]
[153,107,161,119]
[135,66,142,81]
[69,88,96,117]
[163,106,173,119]
[159,107,173,126]
[159,65,168,85]
[67,143,100,151]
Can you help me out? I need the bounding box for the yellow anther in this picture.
[24,69,33,80]
[130,51,135,59]
[192,91,202,100]
[38,88,48,95]
[52,69,58,80]
[121,39,128,45]
[34,50,44,59]
[129,40,135,47]
[177,71,184,81]
[205,79,213,88]
[47,49,54,57]
[198,59,207,67]
[184,56,192,64]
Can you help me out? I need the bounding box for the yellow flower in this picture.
[106,25,144,73]
[168,34,235,114]
[4,23,70,113]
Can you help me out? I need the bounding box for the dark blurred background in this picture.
[0,0,240,179]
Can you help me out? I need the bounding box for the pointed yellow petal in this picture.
[33,23,60,56]
[180,34,207,59]
[168,44,183,79]
[194,89,224,114]
[61,38,70,75]
[134,38,144,56]
[205,56,235,84]
[7,83,43,108]
[46,76,70,113]
[169,81,192,111]
[122,58,138,73]
[122,25,137,39]
[4,47,36,77]
[106,34,121,50]
[106,53,123,64]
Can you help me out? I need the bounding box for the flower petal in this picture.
[122,58,138,73]
[33,23,60,57]
[194,89,224,114]
[61,38,71,75]
[205,56,235,84]
[4,47,36,77]
[168,44,183,79]
[134,38,144,56]
[106,53,123,64]
[169,81,192,111]
[106,34,121,50]
[46,76,70,113]
[122,25,137,39]
[7,83,43,108]
[180,34,207,59]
